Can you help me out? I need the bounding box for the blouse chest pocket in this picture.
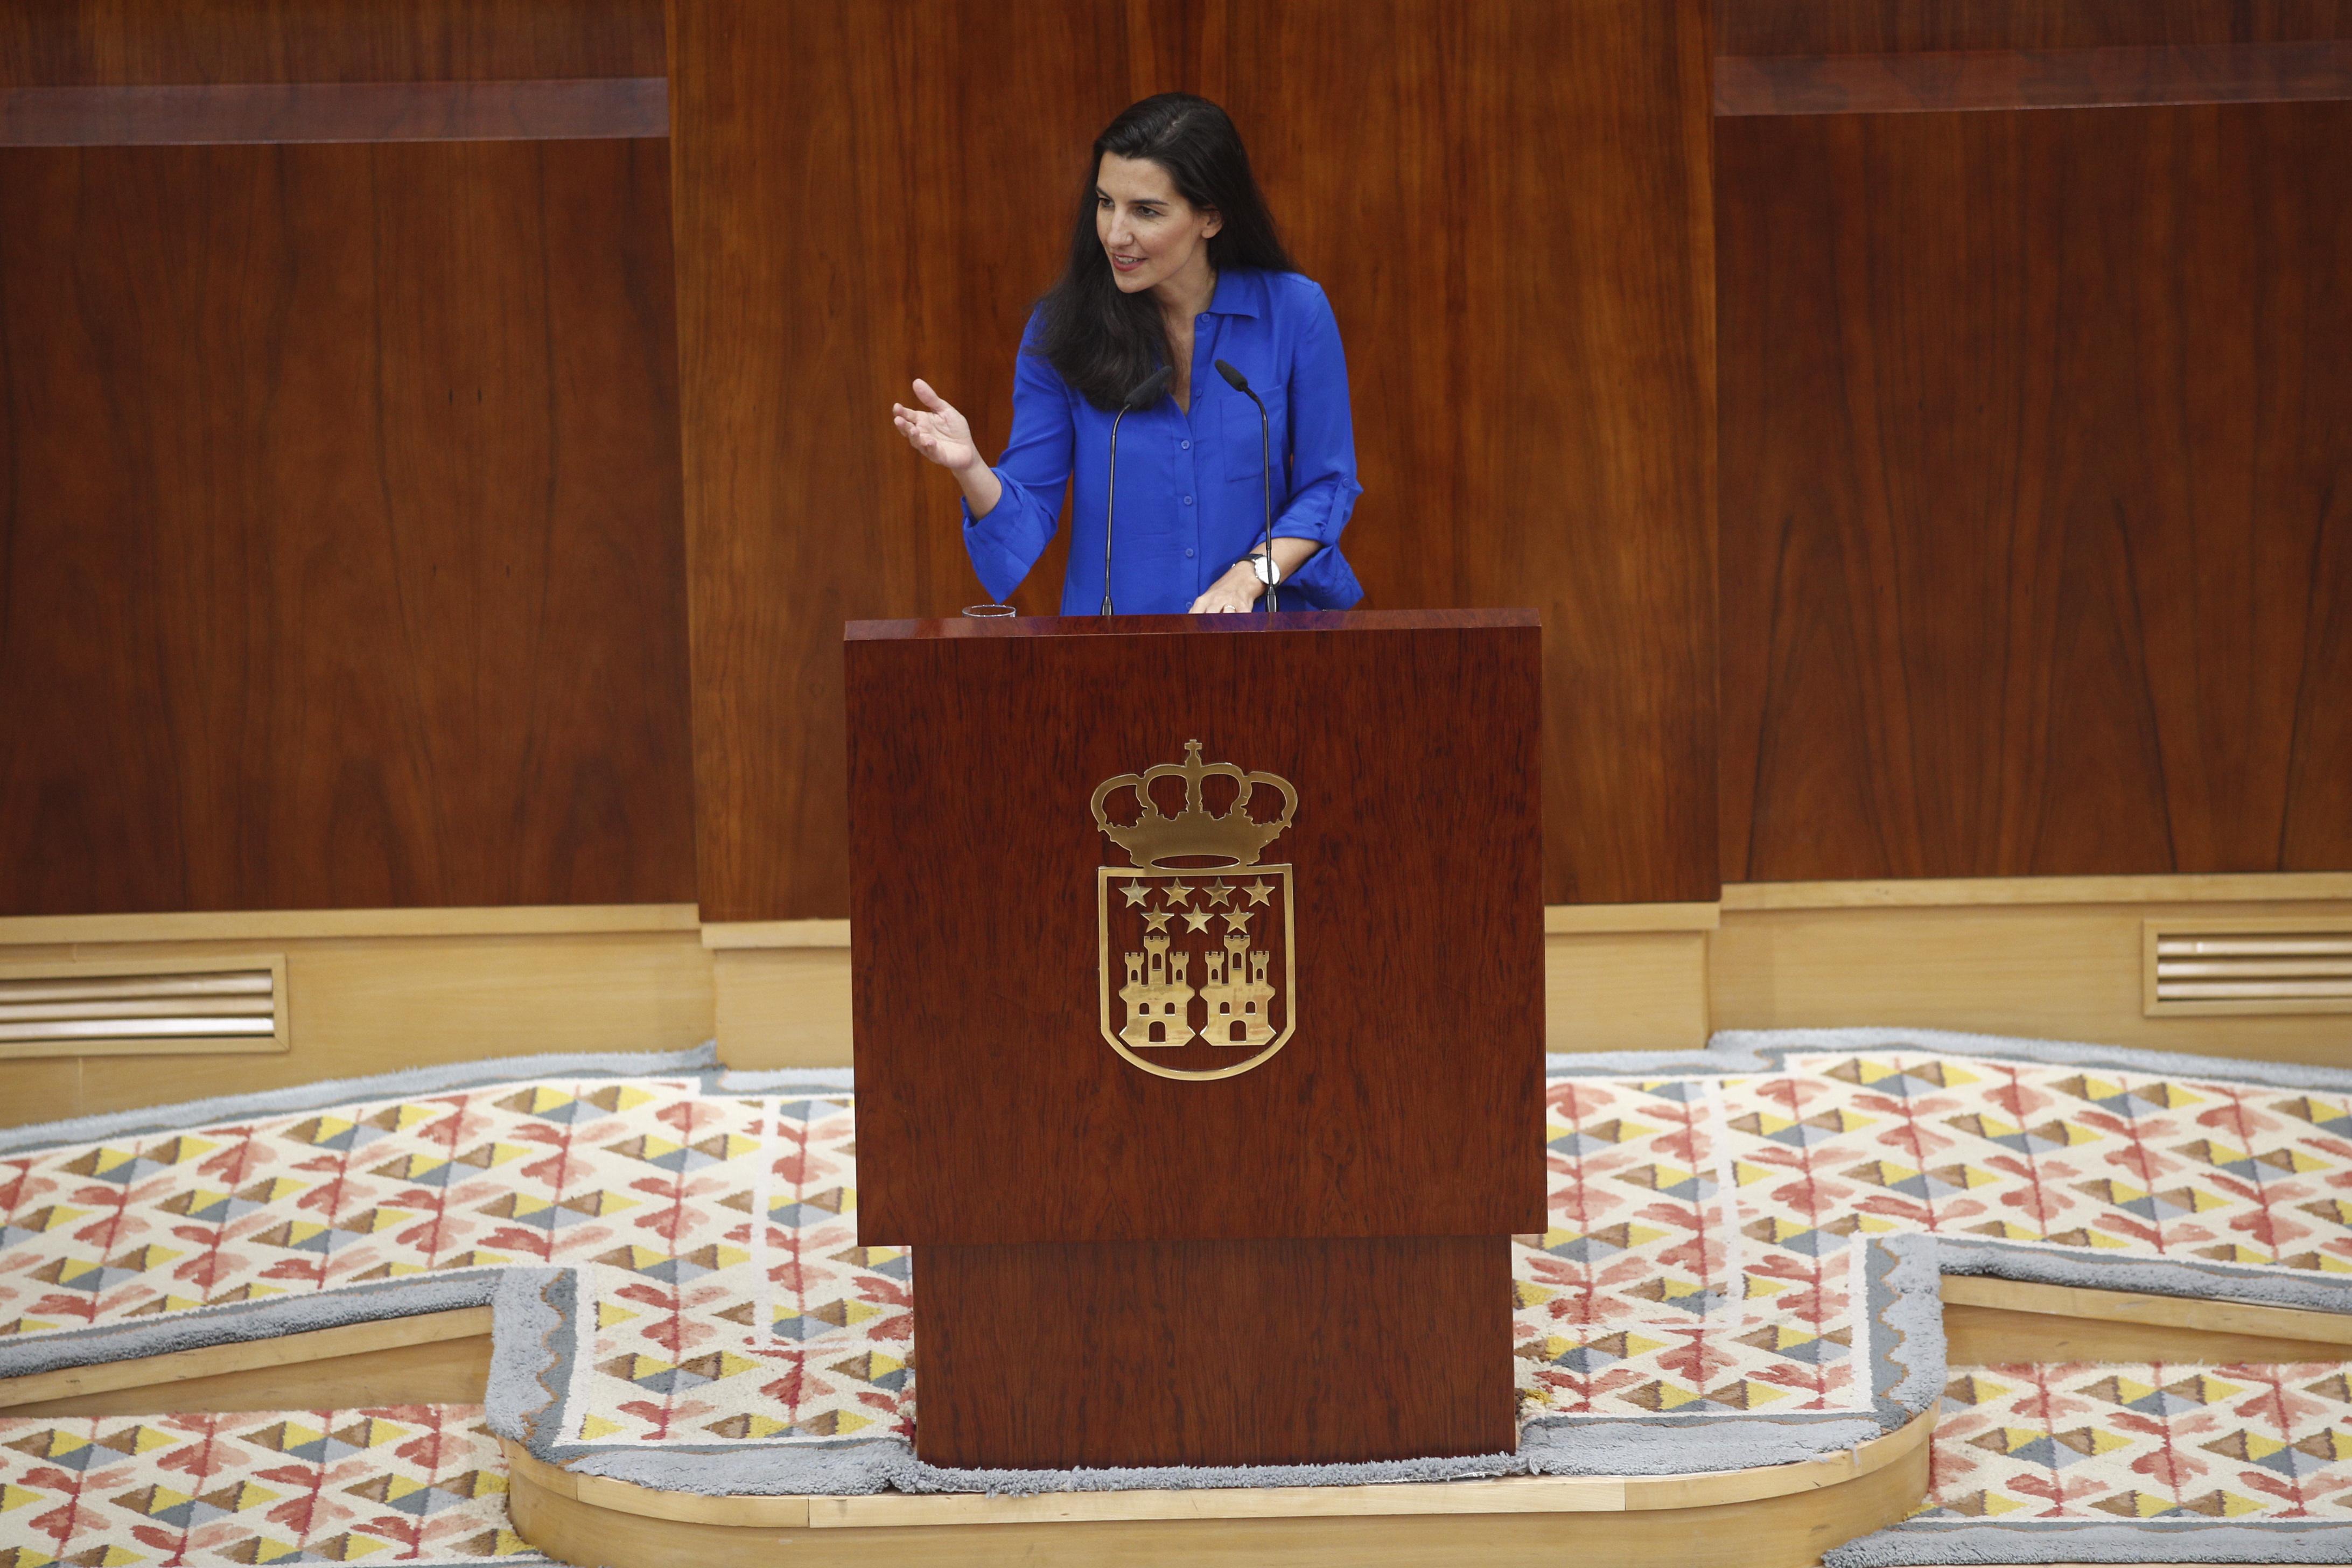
[1221,381,1285,486]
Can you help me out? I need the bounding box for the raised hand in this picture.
[891,379,979,472]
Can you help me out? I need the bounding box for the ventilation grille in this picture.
[0,957,289,1059]
[2145,920,2352,1017]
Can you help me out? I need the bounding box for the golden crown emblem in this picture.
[1091,740,1297,869]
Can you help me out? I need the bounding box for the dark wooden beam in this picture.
[1717,41,2352,116]
[0,77,665,144]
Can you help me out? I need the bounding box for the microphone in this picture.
[1102,365,1174,615]
[1214,360,1276,611]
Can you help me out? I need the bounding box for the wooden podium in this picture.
[845,608,1544,1469]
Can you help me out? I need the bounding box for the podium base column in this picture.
[912,1233,1515,1470]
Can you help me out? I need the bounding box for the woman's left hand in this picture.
[1188,563,1266,614]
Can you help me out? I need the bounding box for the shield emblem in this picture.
[1097,866,1295,1081]
[1091,741,1298,1083]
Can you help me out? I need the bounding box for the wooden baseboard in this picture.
[0,928,714,1127]
[6,874,2344,1123]
[712,947,852,1068]
[1712,887,2352,1065]
[1546,931,1711,1051]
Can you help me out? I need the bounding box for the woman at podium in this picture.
[890,94,1364,615]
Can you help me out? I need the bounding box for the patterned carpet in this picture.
[1824,1361,2352,1564]
[8,1039,2352,1457]
[3,1031,2352,1543]
[12,1367,2352,1564]
[1,1405,537,1566]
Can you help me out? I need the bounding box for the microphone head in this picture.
[1214,359,1250,392]
[1125,365,1173,409]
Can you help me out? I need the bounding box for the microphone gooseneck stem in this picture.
[1103,405,1128,616]
[1259,395,1276,613]
[1213,358,1277,616]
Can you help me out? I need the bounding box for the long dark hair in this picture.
[1035,94,1295,410]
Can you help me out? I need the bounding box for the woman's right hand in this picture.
[891,379,979,472]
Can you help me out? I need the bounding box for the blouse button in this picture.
[1185,548,1195,558]
[1182,495,1194,506]
[1180,439,1191,450]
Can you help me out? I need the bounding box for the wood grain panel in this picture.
[0,77,667,144]
[846,612,1545,1245]
[1215,0,1720,906]
[916,1235,1511,1468]
[1717,103,2352,883]
[1717,40,2352,115]
[668,0,1149,922]
[675,0,1719,917]
[1718,1,2352,57]
[0,139,696,913]
[0,0,662,86]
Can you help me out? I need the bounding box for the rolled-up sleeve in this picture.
[1271,284,1364,609]
[961,326,1074,603]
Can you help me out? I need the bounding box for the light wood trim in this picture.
[1939,1276,2352,1347]
[702,919,853,950]
[0,954,289,1061]
[0,905,702,947]
[0,1332,490,1418]
[1943,1301,2352,1368]
[0,1305,492,1411]
[1544,902,1720,934]
[500,1404,1931,1530]
[1723,873,2352,912]
[505,1412,1929,1567]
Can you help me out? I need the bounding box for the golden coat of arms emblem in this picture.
[1091,740,1297,1082]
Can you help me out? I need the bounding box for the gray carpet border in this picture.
[1712,1025,2352,1095]
[715,1068,858,1094]
[0,1043,722,1156]
[501,1236,1942,1497]
[0,1270,502,1381]
[1543,1047,1766,1078]
[1824,1520,2352,1566]
[1936,1236,2352,1315]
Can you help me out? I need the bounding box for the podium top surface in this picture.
[845,606,1540,643]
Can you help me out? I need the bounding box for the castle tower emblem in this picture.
[1093,740,1297,1082]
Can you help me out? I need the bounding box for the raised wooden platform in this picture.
[500,1408,1933,1568]
[5,1282,2350,1565]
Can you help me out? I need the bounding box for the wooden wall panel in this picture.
[1717,1,2352,57]
[676,0,1719,918]
[0,139,697,913]
[1216,0,1719,906]
[0,0,662,86]
[1716,103,2352,883]
[668,0,1147,922]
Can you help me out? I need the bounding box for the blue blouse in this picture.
[961,268,1365,614]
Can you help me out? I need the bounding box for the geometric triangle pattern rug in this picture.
[1826,1361,2352,1565]
[5,1029,2352,1495]
[11,1371,2352,1566]
[0,1404,541,1567]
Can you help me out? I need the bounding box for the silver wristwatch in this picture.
[1243,550,1282,586]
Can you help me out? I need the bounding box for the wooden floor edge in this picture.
[0,1305,493,1410]
[1940,1275,2352,1347]
[498,1402,1936,1531]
